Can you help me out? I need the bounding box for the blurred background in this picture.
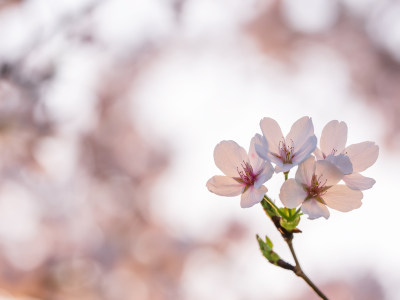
[0,0,398,299]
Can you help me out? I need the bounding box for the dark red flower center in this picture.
[273,138,295,164]
[235,161,257,187]
[304,174,329,203]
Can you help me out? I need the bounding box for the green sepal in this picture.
[256,235,280,265]
[278,207,294,217]
[261,197,302,235]
[280,214,301,231]
[276,207,302,232]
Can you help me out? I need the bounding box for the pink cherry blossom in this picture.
[206,136,274,208]
[280,156,363,219]
[315,120,379,190]
[256,116,317,173]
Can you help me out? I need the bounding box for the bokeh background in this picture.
[0,0,399,299]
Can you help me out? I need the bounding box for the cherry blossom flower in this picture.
[206,136,274,208]
[315,120,379,190]
[279,156,363,219]
[255,116,317,173]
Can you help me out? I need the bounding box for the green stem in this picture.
[284,171,289,180]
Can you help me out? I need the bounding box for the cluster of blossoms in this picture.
[206,117,379,219]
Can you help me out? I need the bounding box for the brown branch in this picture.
[286,238,328,300]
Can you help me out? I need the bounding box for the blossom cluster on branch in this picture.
[207,116,379,220]
[206,117,378,298]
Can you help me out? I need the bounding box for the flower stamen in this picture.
[236,161,257,186]
[273,138,295,164]
[304,174,329,203]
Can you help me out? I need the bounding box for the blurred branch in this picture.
[247,0,400,148]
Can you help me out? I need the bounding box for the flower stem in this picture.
[259,197,325,298]
[284,171,289,180]
[286,238,328,300]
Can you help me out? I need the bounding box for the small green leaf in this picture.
[269,252,280,263]
[261,199,279,218]
[265,236,273,249]
[256,235,280,264]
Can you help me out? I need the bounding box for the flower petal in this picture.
[314,147,324,160]
[254,161,274,188]
[214,140,249,177]
[249,134,267,174]
[301,199,330,219]
[295,156,315,185]
[275,163,294,173]
[315,160,343,186]
[320,120,348,156]
[254,133,269,158]
[343,142,379,173]
[286,116,314,151]
[279,179,307,208]
[325,153,353,175]
[322,185,363,212]
[206,176,244,196]
[260,117,283,154]
[292,135,317,164]
[267,154,285,167]
[343,173,376,190]
[240,185,267,208]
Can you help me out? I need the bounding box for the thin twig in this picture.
[259,198,327,299]
[286,238,328,300]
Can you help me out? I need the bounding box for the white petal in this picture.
[292,135,317,164]
[315,160,343,186]
[314,147,324,160]
[323,185,363,212]
[343,142,379,173]
[286,116,314,151]
[343,173,376,190]
[240,185,267,208]
[254,133,269,161]
[260,117,283,154]
[279,179,307,208]
[214,140,249,177]
[275,163,294,173]
[249,134,267,174]
[267,153,285,167]
[301,199,330,219]
[325,154,353,175]
[295,156,316,185]
[206,176,244,196]
[320,120,348,156]
[254,161,274,188]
